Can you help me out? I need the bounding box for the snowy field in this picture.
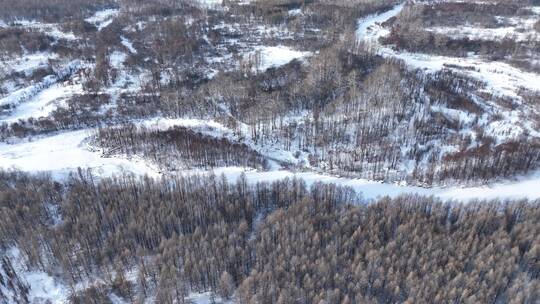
[0,129,160,179]
[244,45,312,71]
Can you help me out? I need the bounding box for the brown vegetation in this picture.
[0,170,539,303]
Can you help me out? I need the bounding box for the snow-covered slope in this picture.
[1,248,68,304]
[357,3,540,99]
[0,129,160,179]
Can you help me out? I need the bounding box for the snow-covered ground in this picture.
[1,248,69,304]
[427,24,539,42]
[1,82,82,123]
[198,0,251,8]
[0,59,82,121]
[1,117,539,202]
[0,2,538,205]
[356,2,540,165]
[0,52,56,78]
[244,45,312,71]
[11,20,77,41]
[181,166,540,202]
[198,0,223,8]
[85,8,119,31]
[121,36,137,54]
[0,129,160,179]
[356,3,540,100]
[188,291,232,304]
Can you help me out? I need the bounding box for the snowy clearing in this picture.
[244,45,312,71]
[0,129,160,179]
[0,52,56,77]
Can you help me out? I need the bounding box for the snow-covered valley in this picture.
[1,113,539,201]
[0,2,539,202]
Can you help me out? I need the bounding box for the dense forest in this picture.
[0,169,539,303]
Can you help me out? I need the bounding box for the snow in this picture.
[198,0,251,8]
[181,166,540,202]
[3,248,69,304]
[288,8,303,16]
[0,75,57,108]
[356,3,540,99]
[198,0,222,8]
[85,8,119,31]
[355,2,540,151]
[109,51,128,69]
[188,291,232,304]
[356,3,405,42]
[0,129,160,180]
[427,25,539,42]
[0,114,538,202]
[0,4,538,204]
[0,60,82,110]
[12,20,77,41]
[436,172,540,201]
[1,83,82,123]
[0,52,56,77]
[244,45,312,71]
[137,117,304,167]
[140,117,233,135]
[121,36,137,54]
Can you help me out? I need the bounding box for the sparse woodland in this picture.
[94,124,269,170]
